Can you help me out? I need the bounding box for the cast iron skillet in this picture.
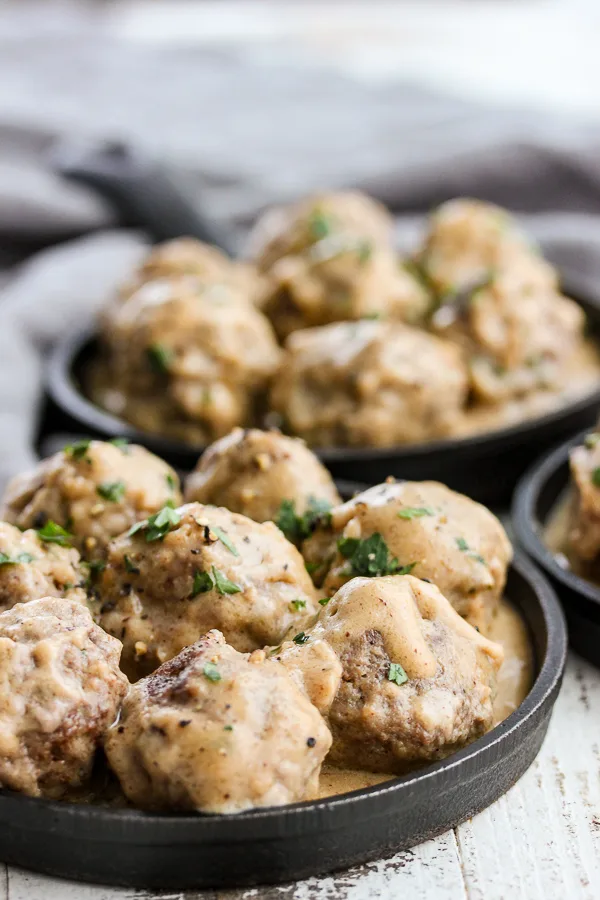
[513,429,600,666]
[0,550,566,890]
[46,142,600,504]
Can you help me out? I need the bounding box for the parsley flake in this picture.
[37,520,72,547]
[290,599,307,612]
[212,566,241,595]
[455,536,486,565]
[97,480,126,503]
[211,526,239,557]
[0,552,35,566]
[147,343,174,374]
[337,533,415,578]
[293,631,309,645]
[318,597,330,606]
[397,507,435,520]
[223,724,234,731]
[165,472,177,492]
[203,662,221,683]
[592,467,600,487]
[110,437,130,453]
[192,569,214,596]
[64,439,91,461]
[129,505,181,542]
[124,555,140,575]
[308,210,334,241]
[275,496,332,544]
[356,240,373,265]
[455,537,469,552]
[388,662,408,686]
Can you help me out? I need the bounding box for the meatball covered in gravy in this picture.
[97,502,319,680]
[270,320,468,448]
[185,428,341,532]
[277,575,503,772]
[1,440,181,561]
[94,276,281,444]
[303,480,512,632]
[105,630,331,813]
[250,192,428,339]
[0,597,127,798]
[0,521,86,612]
[568,432,600,562]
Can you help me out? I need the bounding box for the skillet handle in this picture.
[52,140,237,254]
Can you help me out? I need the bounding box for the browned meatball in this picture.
[302,480,512,633]
[0,597,128,798]
[0,521,87,612]
[277,576,503,772]
[431,269,585,404]
[1,440,180,561]
[417,198,557,297]
[120,237,260,302]
[105,630,331,813]
[92,276,281,445]
[185,428,341,535]
[97,502,319,680]
[270,320,468,448]
[568,432,600,562]
[248,192,428,339]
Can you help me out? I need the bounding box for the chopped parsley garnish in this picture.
[275,496,332,544]
[356,240,373,265]
[64,439,91,461]
[128,505,181,542]
[83,559,106,587]
[293,631,309,645]
[397,507,435,520]
[124,555,140,575]
[455,536,486,565]
[223,724,234,731]
[305,561,320,575]
[37,520,72,547]
[0,552,35,566]
[97,480,126,503]
[308,210,334,241]
[203,662,221,683]
[165,473,177,492]
[211,526,239,557]
[147,343,174,374]
[388,662,408,686]
[110,437,130,453]
[318,597,330,606]
[212,566,241,595]
[592,467,600,487]
[191,569,214,596]
[337,533,415,578]
[585,433,600,450]
[290,599,307,612]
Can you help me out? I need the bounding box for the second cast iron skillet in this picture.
[47,143,600,505]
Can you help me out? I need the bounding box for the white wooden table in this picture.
[3,1,600,897]
[2,654,598,900]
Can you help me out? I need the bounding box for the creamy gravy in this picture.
[317,598,534,799]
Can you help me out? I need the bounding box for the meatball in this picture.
[185,428,341,534]
[568,432,600,562]
[105,630,331,813]
[1,440,181,561]
[431,268,585,404]
[417,198,557,297]
[302,480,512,633]
[248,191,395,273]
[0,597,128,798]
[120,237,260,302]
[248,192,428,339]
[270,320,468,448]
[93,276,281,445]
[0,521,87,612]
[97,502,319,680]
[277,575,503,772]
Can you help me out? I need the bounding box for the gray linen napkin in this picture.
[2,28,600,488]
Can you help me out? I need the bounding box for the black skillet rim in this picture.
[513,428,600,608]
[0,550,566,846]
[46,284,600,466]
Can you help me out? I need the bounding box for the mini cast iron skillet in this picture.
[46,142,600,505]
[0,551,566,890]
[513,430,600,666]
